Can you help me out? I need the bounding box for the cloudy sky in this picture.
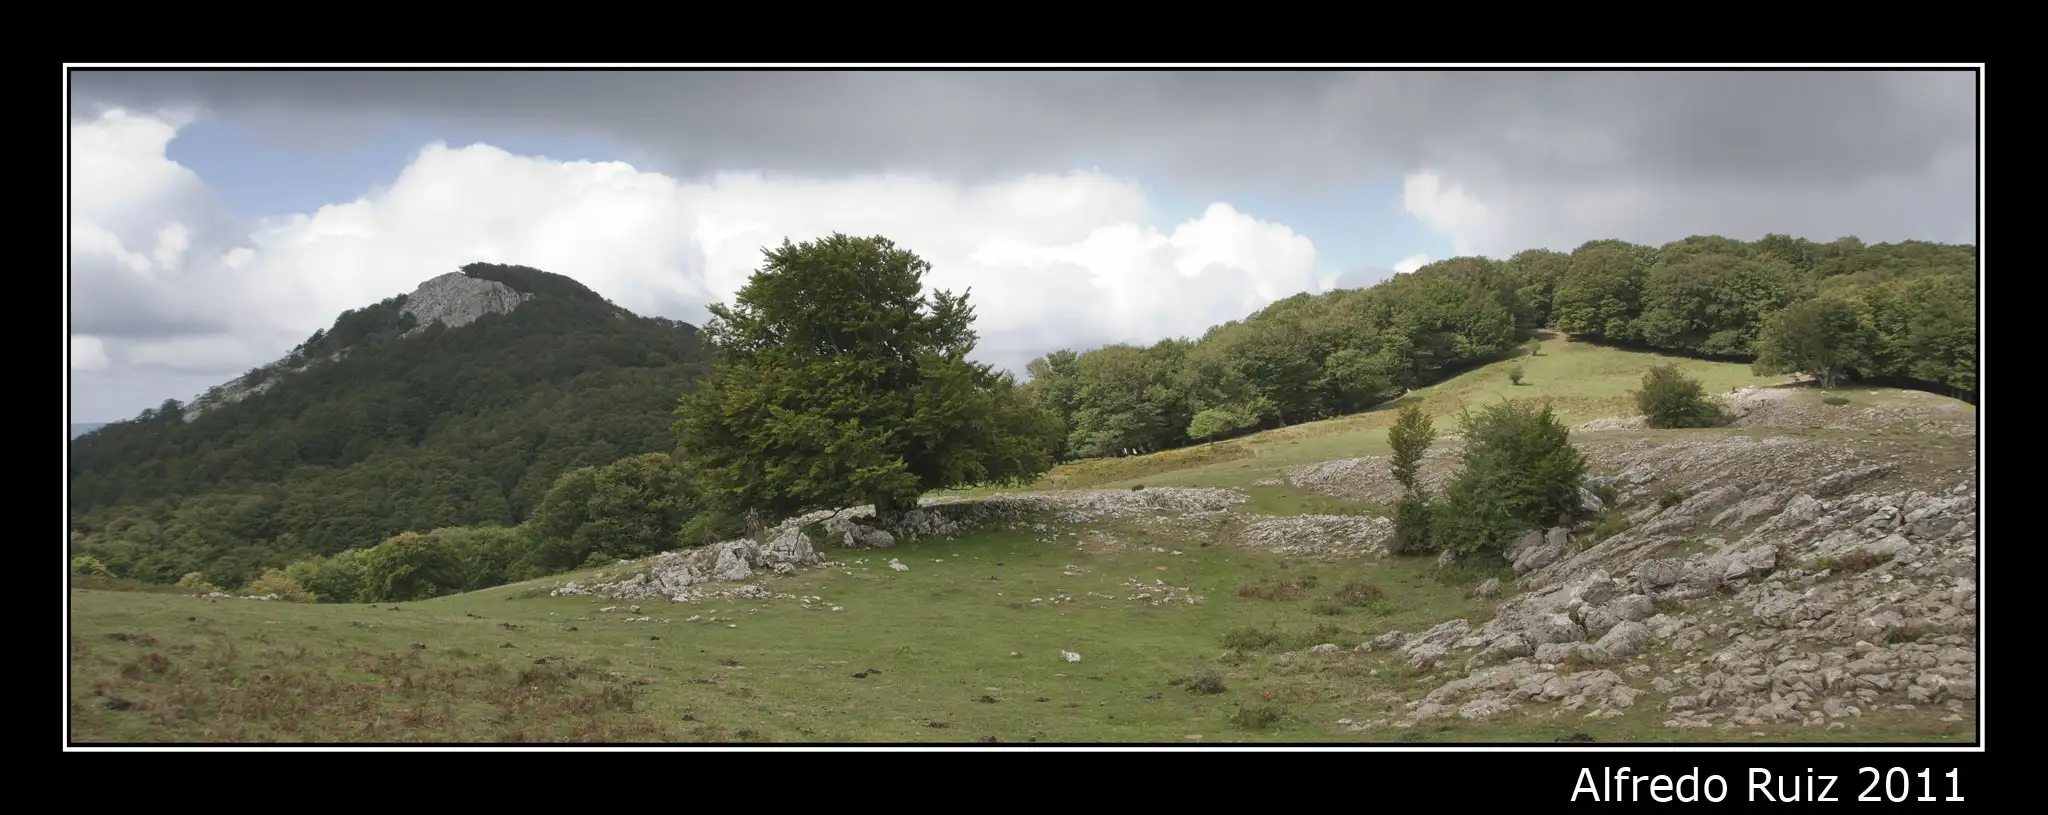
[66,68,1978,423]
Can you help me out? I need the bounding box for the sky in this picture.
[66,68,1979,423]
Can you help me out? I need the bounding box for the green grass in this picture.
[68,339,1975,744]
[69,521,1970,743]
[945,336,1784,496]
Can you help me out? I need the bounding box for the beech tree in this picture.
[674,234,1062,526]
[1751,296,1871,388]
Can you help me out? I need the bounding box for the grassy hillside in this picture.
[976,334,1781,494]
[67,342,1977,744]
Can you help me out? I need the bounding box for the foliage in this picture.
[71,555,114,579]
[242,569,313,602]
[1390,496,1434,556]
[1751,296,1873,388]
[175,572,219,594]
[1508,364,1525,386]
[1387,404,1435,494]
[1187,408,1258,442]
[1387,403,1438,555]
[522,452,729,574]
[67,263,714,587]
[674,234,1063,524]
[1633,364,1727,429]
[1430,400,1588,560]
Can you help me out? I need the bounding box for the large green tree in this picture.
[1751,296,1872,388]
[673,234,1062,526]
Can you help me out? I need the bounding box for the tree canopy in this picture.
[673,234,1062,523]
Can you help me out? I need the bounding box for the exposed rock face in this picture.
[400,272,535,334]
[178,272,537,422]
[1304,388,1976,735]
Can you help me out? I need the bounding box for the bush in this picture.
[242,569,313,602]
[1387,404,1435,493]
[1232,701,1286,729]
[70,555,114,579]
[1430,399,1588,561]
[1633,364,1725,429]
[1221,627,1283,651]
[1238,574,1317,601]
[1330,580,1383,607]
[1508,364,1525,386]
[284,549,369,603]
[1391,495,1434,555]
[1172,669,1229,695]
[175,571,219,594]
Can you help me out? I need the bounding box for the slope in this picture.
[66,264,714,586]
[66,344,1978,744]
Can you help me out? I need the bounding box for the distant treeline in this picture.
[1019,234,1975,462]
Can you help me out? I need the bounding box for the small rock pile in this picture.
[1121,578,1205,606]
[553,526,826,602]
[1286,448,1461,504]
[1234,514,1396,559]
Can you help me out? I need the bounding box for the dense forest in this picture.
[65,232,1977,596]
[67,264,714,585]
[1019,234,1976,461]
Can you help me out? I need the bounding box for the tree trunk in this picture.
[1818,367,1839,389]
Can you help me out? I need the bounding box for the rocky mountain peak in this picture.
[178,270,542,422]
[400,272,535,334]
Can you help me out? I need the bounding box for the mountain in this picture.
[70,422,107,440]
[67,263,714,586]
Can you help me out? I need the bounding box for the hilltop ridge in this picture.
[67,263,713,585]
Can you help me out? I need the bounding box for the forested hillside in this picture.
[67,264,714,585]
[1021,234,1976,461]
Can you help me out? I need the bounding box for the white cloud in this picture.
[1402,171,1489,256]
[69,110,1329,419]
[1391,254,1429,275]
[70,335,109,372]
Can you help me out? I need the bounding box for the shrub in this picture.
[1508,364,1525,386]
[1173,669,1228,695]
[1221,627,1283,651]
[175,571,219,594]
[1387,404,1435,493]
[1390,495,1434,555]
[1330,580,1383,607]
[242,569,312,602]
[1430,399,1588,560]
[70,555,114,579]
[284,549,369,603]
[1237,574,1317,601]
[1633,364,1725,428]
[1232,701,1286,729]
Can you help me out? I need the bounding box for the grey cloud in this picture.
[70,69,1976,191]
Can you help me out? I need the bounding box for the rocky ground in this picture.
[1315,387,1980,734]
